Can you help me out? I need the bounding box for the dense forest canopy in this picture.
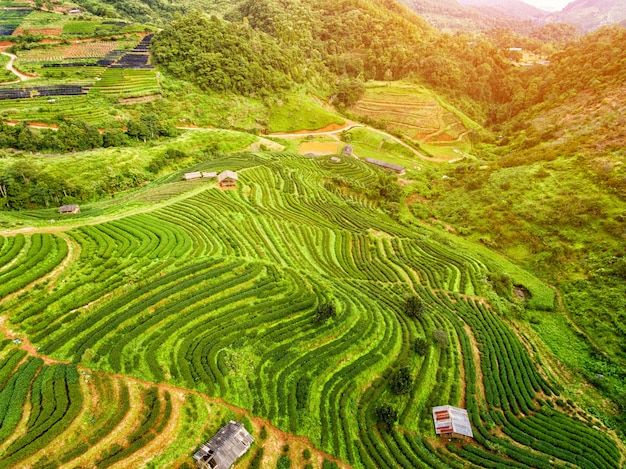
[150,15,296,96]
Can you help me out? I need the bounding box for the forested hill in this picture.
[145,0,518,124]
[73,0,235,24]
[498,25,626,155]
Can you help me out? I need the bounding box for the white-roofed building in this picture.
[432,405,473,439]
[184,171,202,180]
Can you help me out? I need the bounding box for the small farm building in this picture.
[432,405,473,439]
[58,204,80,214]
[202,171,217,178]
[184,172,202,180]
[365,158,406,175]
[193,421,254,469]
[331,157,341,163]
[218,170,238,188]
[342,144,354,156]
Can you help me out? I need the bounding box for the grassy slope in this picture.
[403,80,626,423]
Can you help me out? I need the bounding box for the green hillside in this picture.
[2,147,623,469]
[0,0,624,468]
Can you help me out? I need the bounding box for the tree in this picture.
[375,404,398,429]
[276,455,291,469]
[315,302,336,323]
[334,78,365,107]
[102,129,128,148]
[404,295,425,318]
[389,367,412,395]
[433,329,449,348]
[413,337,429,356]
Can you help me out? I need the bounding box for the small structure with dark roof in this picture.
[342,144,354,156]
[184,171,202,181]
[58,204,80,214]
[193,421,254,469]
[365,157,406,175]
[218,170,238,188]
[432,405,473,439]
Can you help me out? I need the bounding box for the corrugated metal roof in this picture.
[432,405,473,438]
[193,421,254,469]
[364,158,405,173]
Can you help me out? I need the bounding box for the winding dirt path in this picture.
[0,50,34,82]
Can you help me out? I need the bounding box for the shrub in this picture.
[389,367,413,395]
[432,329,449,348]
[315,302,336,323]
[404,295,425,318]
[375,404,398,429]
[276,454,291,469]
[413,337,429,356]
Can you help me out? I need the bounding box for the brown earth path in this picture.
[0,50,33,82]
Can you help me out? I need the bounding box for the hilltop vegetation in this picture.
[151,15,296,97]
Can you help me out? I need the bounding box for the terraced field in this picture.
[1,150,622,468]
[0,94,116,124]
[349,82,482,161]
[91,68,160,98]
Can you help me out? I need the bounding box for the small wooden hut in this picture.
[193,421,254,469]
[218,170,238,188]
[58,204,80,214]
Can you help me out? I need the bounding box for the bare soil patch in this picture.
[13,27,63,36]
[292,122,345,134]
[298,141,340,156]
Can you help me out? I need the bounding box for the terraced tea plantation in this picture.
[0,94,117,124]
[349,82,481,160]
[1,150,623,468]
[92,68,159,98]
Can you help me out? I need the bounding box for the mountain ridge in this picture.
[546,0,626,31]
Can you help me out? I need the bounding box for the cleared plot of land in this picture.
[268,93,345,133]
[298,141,340,155]
[61,19,147,37]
